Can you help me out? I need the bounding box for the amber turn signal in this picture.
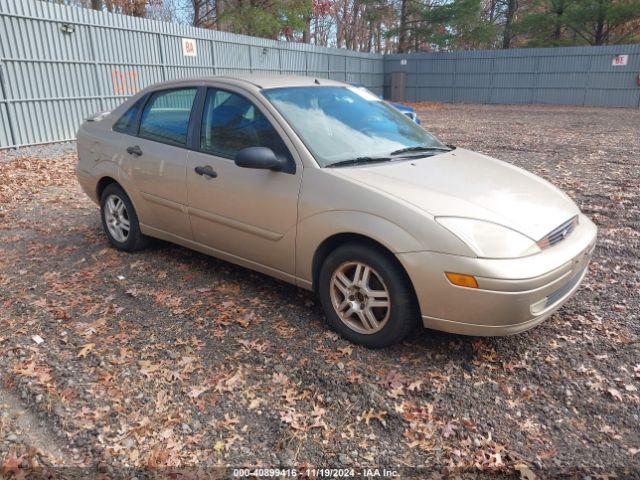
[445,272,479,289]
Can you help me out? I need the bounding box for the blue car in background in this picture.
[350,84,421,125]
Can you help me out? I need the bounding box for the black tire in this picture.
[318,242,419,348]
[100,183,149,252]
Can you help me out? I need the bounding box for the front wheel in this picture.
[318,243,419,348]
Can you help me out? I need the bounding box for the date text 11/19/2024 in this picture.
[232,467,399,477]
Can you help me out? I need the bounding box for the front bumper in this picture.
[398,214,597,336]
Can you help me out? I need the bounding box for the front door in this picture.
[125,87,198,240]
[186,87,302,277]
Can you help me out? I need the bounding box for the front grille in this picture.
[530,266,586,315]
[537,216,578,249]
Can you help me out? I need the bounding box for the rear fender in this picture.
[92,161,150,227]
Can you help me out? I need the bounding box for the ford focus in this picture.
[76,76,597,347]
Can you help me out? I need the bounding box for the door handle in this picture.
[126,145,143,157]
[194,165,217,178]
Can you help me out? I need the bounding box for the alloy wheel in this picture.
[104,194,130,243]
[329,261,391,334]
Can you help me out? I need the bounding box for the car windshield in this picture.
[262,86,446,167]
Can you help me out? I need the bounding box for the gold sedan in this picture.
[76,76,597,347]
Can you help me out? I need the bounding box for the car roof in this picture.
[147,75,347,91]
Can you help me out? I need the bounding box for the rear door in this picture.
[186,86,302,278]
[125,87,198,240]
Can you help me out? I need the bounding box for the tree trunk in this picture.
[192,0,201,26]
[594,22,605,44]
[366,20,373,52]
[489,0,498,23]
[502,0,518,48]
[336,1,349,48]
[90,0,103,11]
[398,0,408,53]
[349,0,360,50]
[216,0,223,29]
[594,0,606,45]
[551,0,564,40]
[303,15,311,43]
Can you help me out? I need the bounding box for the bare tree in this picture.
[501,0,518,47]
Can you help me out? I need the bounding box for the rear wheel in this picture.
[100,183,149,252]
[318,243,419,348]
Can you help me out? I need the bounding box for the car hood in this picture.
[331,148,579,240]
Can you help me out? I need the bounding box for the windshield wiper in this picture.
[326,157,392,168]
[390,145,453,156]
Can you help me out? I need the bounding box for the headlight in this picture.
[436,217,541,258]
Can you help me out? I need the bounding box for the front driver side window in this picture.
[200,88,291,161]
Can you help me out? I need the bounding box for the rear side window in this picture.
[113,99,143,133]
[138,88,197,146]
[200,88,291,160]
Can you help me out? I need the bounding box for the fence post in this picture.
[488,55,495,104]
[211,40,217,75]
[0,62,17,148]
[531,55,539,104]
[277,45,282,75]
[452,55,457,103]
[158,33,167,81]
[582,53,593,107]
[87,27,105,112]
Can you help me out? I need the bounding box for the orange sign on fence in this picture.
[111,68,139,95]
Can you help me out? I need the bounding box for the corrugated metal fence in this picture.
[0,0,383,148]
[0,0,639,149]
[385,45,640,108]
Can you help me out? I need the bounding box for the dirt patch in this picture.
[0,105,638,478]
[0,386,68,462]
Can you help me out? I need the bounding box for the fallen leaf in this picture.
[188,385,210,399]
[272,372,288,384]
[138,360,161,378]
[358,409,387,426]
[515,462,537,480]
[442,421,457,438]
[608,388,623,401]
[338,346,353,356]
[408,380,423,392]
[77,343,95,358]
[2,453,24,476]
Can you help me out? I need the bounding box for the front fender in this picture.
[295,210,425,285]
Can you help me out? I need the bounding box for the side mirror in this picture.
[234,147,287,172]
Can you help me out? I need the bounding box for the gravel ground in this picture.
[0,104,638,479]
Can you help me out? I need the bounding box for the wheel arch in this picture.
[96,176,119,200]
[93,164,149,227]
[311,232,418,307]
